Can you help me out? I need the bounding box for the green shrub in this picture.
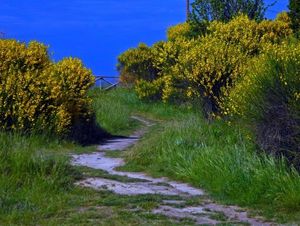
[117,43,159,84]
[135,78,164,101]
[288,0,300,35]
[167,23,195,41]
[0,39,95,136]
[226,41,300,169]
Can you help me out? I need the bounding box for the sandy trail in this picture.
[72,116,275,226]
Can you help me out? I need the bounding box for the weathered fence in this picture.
[95,76,119,90]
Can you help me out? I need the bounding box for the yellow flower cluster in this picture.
[176,36,248,112]
[0,40,95,135]
[209,12,292,55]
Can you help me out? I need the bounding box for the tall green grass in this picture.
[126,113,300,220]
[90,88,197,135]
[90,88,138,135]
[89,88,300,221]
[2,87,299,223]
[0,132,77,224]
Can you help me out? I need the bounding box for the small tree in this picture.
[191,0,266,23]
[289,0,300,35]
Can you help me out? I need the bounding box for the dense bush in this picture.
[226,41,300,169]
[167,23,196,41]
[189,13,292,114]
[119,39,195,102]
[151,39,195,103]
[208,13,292,56]
[176,36,248,116]
[117,43,158,84]
[118,14,292,115]
[0,39,95,136]
[135,78,165,101]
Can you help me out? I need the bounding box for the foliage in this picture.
[45,58,95,134]
[190,0,266,23]
[129,14,291,115]
[117,43,158,84]
[0,132,77,224]
[118,38,194,103]
[151,39,196,103]
[118,13,292,116]
[0,39,95,136]
[183,13,292,115]
[126,106,300,218]
[289,0,300,35]
[167,23,197,41]
[135,78,165,101]
[209,13,292,55]
[176,36,248,115]
[225,41,300,168]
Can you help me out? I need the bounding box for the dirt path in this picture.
[72,116,275,226]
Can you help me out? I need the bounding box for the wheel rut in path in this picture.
[72,116,276,226]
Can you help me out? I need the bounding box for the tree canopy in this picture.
[289,0,300,34]
[190,0,266,23]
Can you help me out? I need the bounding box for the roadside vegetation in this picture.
[96,89,300,223]
[115,0,300,223]
[0,40,191,225]
[1,0,300,224]
[0,89,195,225]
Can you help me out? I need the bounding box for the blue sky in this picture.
[1,0,288,76]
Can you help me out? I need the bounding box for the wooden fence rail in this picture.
[95,76,120,90]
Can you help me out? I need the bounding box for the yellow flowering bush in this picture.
[119,13,293,116]
[152,39,196,102]
[45,58,95,134]
[209,12,292,55]
[225,41,300,118]
[175,36,248,114]
[257,12,292,45]
[0,40,50,73]
[118,39,195,102]
[0,39,95,135]
[131,38,197,102]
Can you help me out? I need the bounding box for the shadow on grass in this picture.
[69,115,112,146]
[69,115,137,146]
